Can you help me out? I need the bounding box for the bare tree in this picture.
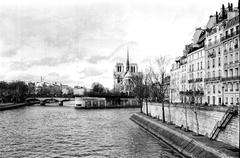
[148,56,170,123]
[133,71,150,114]
[184,83,204,134]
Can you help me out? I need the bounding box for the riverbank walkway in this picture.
[131,113,239,158]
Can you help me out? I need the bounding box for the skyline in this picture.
[0,0,238,89]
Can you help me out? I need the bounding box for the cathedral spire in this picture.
[126,47,130,72]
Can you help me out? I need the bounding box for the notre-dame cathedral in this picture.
[113,49,140,95]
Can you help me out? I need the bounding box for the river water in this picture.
[0,104,184,158]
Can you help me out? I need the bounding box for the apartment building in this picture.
[170,57,181,103]
[222,15,240,106]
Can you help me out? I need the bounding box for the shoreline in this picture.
[130,112,239,158]
[0,102,36,111]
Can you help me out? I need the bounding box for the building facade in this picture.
[170,57,181,103]
[169,2,239,106]
[222,15,239,106]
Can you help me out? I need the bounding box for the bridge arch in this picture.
[25,98,40,103]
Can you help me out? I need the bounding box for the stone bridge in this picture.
[25,97,74,106]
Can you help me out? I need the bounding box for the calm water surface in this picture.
[0,104,184,158]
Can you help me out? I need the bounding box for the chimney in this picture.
[216,11,218,23]
[231,3,233,11]
[228,3,230,11]
[222,4,226,19]
[238,0,240,11]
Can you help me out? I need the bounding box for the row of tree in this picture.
[0,81,29,103]
[133,56,170,122]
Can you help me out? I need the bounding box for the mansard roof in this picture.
[225,15,239,29]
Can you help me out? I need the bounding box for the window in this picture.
[225,56,228,64]
[230,54,233,63]
[218,57,221,66]
[236,83,239,91]
[225,97,228,104]
[213,85,215,93]
[231,97,233,105]
[213,70,215,78]
[213,96,215,105]
[225,84,228,91]
[208,96,210,104]
[230,83,233,91]
[225,30,228,38]
[236,52,239,61]
[117,78,120,83]
[230,28,234,36]
[197,63,199,70]
[235,38,239,48]
[200,62,202,69]
[207,60,210,69]
[224,42,227,50]
[218,47,221,55]
[235,68,239,76]
[230,69,233,77]
[218,70,221,77]
[214,36,217,44]
[213,58,215,68]
[225,70,228,77]
[208,39,212,46]
[117,66,121,72]
[237,25,239,34]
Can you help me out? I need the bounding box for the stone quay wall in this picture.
[142,102,239,148]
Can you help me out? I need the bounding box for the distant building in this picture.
[73,86,85,96]
[113,49,141,95]
[61,85,73,95]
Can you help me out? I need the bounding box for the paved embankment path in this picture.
[130,113,239,158]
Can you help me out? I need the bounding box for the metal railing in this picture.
[220,31,240,41]
[204,76,222,82]
[222,76,240,81]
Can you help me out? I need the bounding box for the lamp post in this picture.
[222,86,224,105]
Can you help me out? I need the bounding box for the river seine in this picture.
[0,104,184,158]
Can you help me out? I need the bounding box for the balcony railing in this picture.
[195,78,203,82]
[222,76,240,81]
[208,52,216,58]
[204,76,222,82]
[235,60,239,63]
[221,31,239,41]
[188,79,195,83]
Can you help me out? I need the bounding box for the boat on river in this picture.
[75,97,106,109]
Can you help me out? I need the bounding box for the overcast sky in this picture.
[0,0,238,88]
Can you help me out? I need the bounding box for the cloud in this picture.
[0,46,19,57]
[9,61,29,71]
[79,67,105,78]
